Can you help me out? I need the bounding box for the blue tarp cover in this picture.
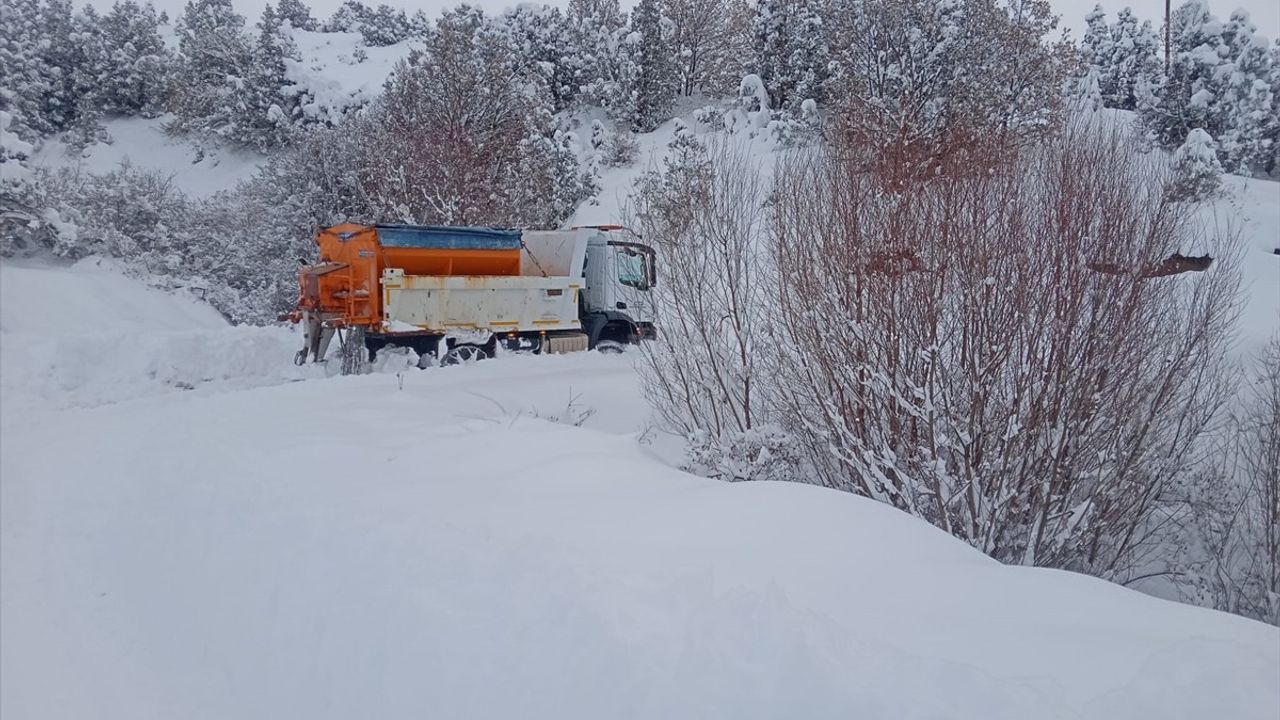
[375,224,522,250]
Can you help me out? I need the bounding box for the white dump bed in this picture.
[379,229,593,335]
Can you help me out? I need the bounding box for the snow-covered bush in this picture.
[590,119,638,167]
[766,118,1240,576]
[692,105,726,131]
[686,425,803,483]
[1171,335,1280,625]
[625,132,784,481]
[1166,128,1224,202]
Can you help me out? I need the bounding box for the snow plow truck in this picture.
[287,223,657,372]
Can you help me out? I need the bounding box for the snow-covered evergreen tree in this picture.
[361,6,594,226]
[1166,127,1223,201]
[0,0,56,139]
[625,0,679,131]
[168,0,254,144]
[498,4,578,112]
[1215,11,1275,172]
[322,0,409,46]
[322,0,364,32]
[662,0,738,96]
[1081,5,1113,72]
[359,4,412,46]
[1138,1,1276,173]
[233,4,301,151]
[98,1,172,117]
[34,0,83,133]
[1103,7,1162,110]
[567,0,630,115]
[750,0,828,111]
[66,4,110,146]
[1268,40,1280,175]
[275,0,317,31]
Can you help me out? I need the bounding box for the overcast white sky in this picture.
[109,0,1280,46]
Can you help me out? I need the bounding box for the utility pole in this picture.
[1165,0,1171,69]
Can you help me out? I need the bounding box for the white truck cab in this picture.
[579,227,658,349]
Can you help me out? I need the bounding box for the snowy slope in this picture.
[29,116,265,198]
[0,259,307,410]
[1,262,1278,720]
[1219,175,1280,353]
[288,29,417,124]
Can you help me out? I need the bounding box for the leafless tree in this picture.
[1172,336,1280,623]
[624,131,798,480]
[766,115,1242,576]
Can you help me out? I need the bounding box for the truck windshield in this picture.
[616,246,654,290]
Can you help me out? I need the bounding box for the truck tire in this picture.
[595,340,626,354]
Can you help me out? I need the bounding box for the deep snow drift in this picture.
[2,257,1278,720]
[0,259,308,411]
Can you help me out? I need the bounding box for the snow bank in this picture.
[0,259,307,410]
[2,363,1275,719]
[287,29,416,125]
[29,116,264,198]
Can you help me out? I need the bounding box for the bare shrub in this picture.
[766,116,1241,575]
[625,130,794,481]
[1173,336,1280,623]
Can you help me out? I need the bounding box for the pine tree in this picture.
[360,4,412,46]
[0,0,56,136]
[68,4,110,145]
[750,0,828,111]
[362,6,594,226]
[1166,127,1223,201]
[1268,40,1280,175]
[662,0,734,96]
[1081,5,1112,71]
[1139,1,1276,173]
[323,0,365,32]
[234,4,300,150]
[35,0,82,132]
[626,0,679,131]
[1215,10,1275,172]
[567,0,630,113]
[169,0,254,143]
[1102,7,1161,110]
[276,0,317,31]
[1139,2,1229,150]
[498,4,577,111]
[99,1,172,117]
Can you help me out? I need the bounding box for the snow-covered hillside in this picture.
[2,232,1278,720]
[29,117,264,198]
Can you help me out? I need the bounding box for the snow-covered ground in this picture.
[29,116,265,198]
[288,29,417,125]
[0,259,308,411]
[1222,175,1280,354]
[2,250,1279,719]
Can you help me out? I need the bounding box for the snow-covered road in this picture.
[2,261,1278,719]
